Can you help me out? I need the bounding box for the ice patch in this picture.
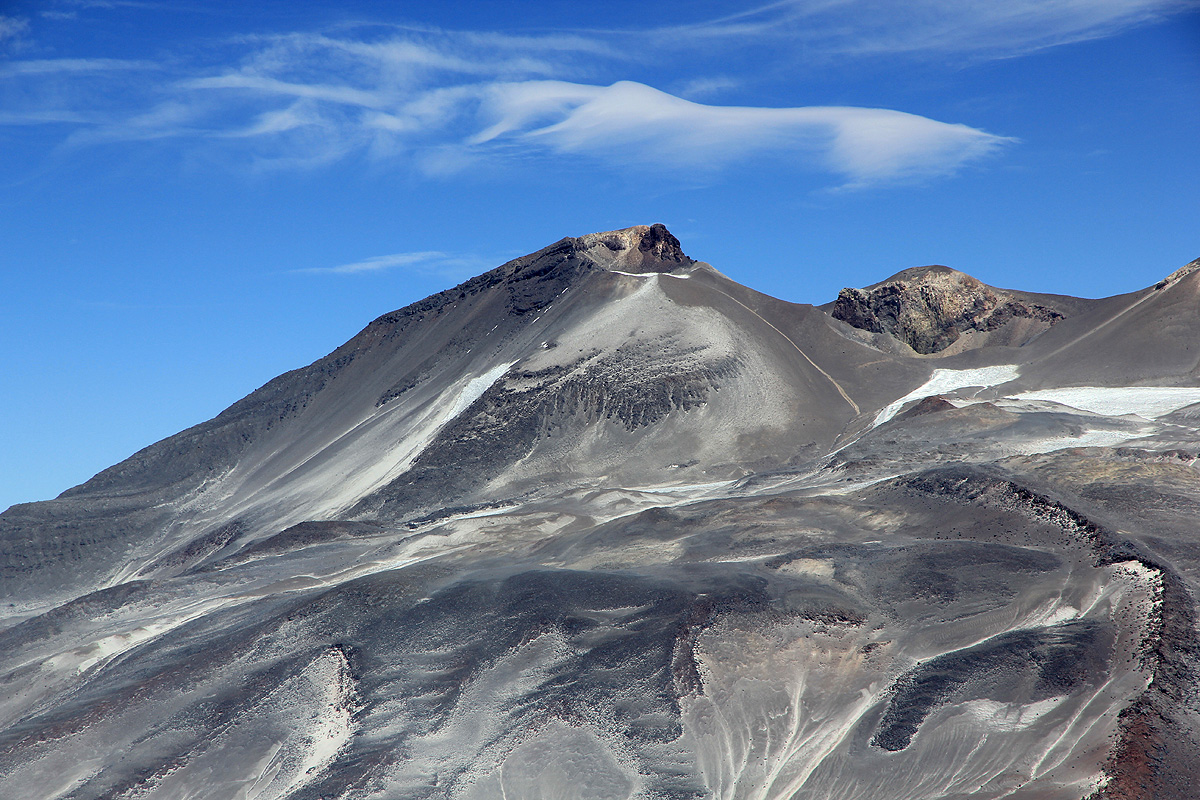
[874,365,1020,427]
[1009,386,1200,419]
[445,361,516,420]
[609,269,689,279]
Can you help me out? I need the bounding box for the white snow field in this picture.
[872,365,1021,427]
[1009,386,1200,419]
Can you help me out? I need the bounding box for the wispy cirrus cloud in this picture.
[182,72,385,108]
[0,109,93,125]
[0,15,29,46]
[50,0,168,10]
[660,0,1198,58]
[298,250,495,277]
[2,1,1192,185]
[0,57,153,77]
[674,76,740,99]
[37,26,1006,185]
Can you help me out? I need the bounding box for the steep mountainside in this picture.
[1,227,1198,800]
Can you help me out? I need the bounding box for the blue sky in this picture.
[1,0,1198,510]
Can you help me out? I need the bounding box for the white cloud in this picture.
[469,80,1011,183]
[0,109,92,125]
[163,67,1009,183]
[21,2,1192,184]
[0,58,153,77]
[58,0,165,9]
[64,100,207,144]
[9,36,1011,185]
[667,0,1198,58]
[675,76,739,99]
[222,103,318,138]
[299,251,493,277]
[0,15,29,49]
[181,73,384,108]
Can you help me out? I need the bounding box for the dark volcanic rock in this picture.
[873,620,1111,752]
[894,394,956,420]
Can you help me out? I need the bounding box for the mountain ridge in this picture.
[1,225,1199,800]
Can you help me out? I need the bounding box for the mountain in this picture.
[1,226,1198,800]
[824,264,1091,355]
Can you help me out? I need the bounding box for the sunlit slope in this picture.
[1,226,926,603]
[0,228,1197,799]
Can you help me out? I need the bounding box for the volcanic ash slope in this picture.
[1,226,1198,800]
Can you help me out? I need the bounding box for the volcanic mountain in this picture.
[2,225,1199,800]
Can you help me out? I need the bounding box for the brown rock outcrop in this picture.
[830,265,1065,354]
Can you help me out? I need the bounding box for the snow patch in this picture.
[608,269,689,279]
[201,359,520,529]
[445,360,516,420]
[619,480,732,496]
[1009,386,1200,419]
[874,365,1020,427]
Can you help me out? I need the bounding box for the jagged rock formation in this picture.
[1,228,1199,800]
[574,222,695,272]
[829,265,1070,354]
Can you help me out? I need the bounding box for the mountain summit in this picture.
[573,223,695,272]
[2,227,1199,799]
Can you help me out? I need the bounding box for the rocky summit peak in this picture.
[573,223,694,273]
[873,264,983,290]
[1157,255,1200,288]
[830,265,1066,355]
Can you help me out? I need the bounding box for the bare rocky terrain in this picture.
[2,225,1199,799]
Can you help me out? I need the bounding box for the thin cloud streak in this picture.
[0,58,154,77]
[302,251,448,274]
[656,0,1198,57]
[0,110,93,125]
[298,251,496,278]
[182,73,385,108]
[675,76,740,99]
[0,15,30,45]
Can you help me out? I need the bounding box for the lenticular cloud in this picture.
[2,27,1014,185]
[469,80,1012,183]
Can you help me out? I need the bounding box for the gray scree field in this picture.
[2,225,1199,799]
